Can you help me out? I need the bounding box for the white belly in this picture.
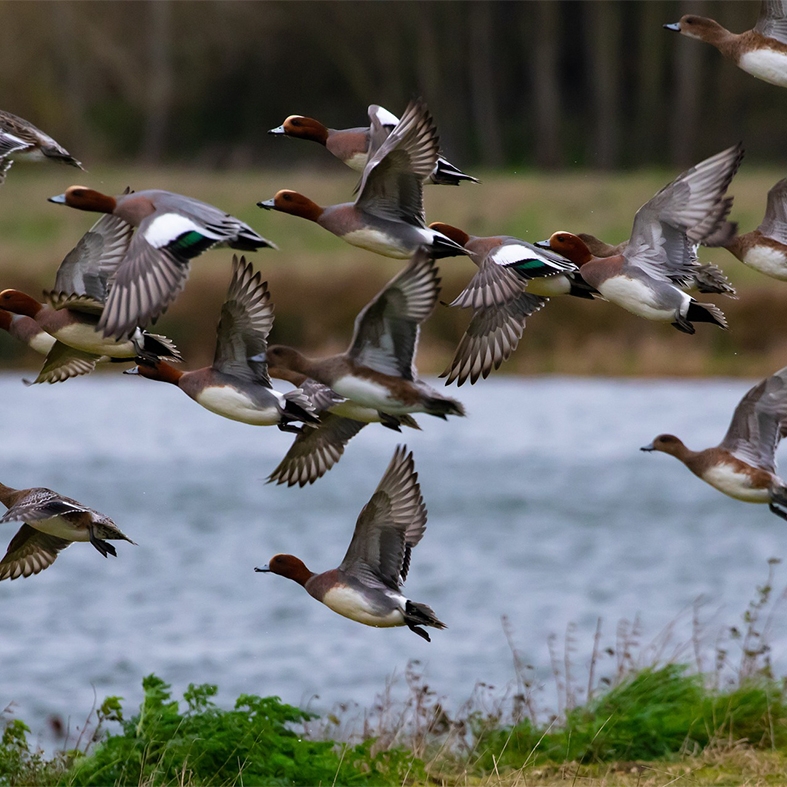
[195,386,281,425]
[30,517,88,542]
[743,245,787,280]
[341,228,411,258]
[344,152,368,172]
[329,400,382,423]
[702,464,771,503]
[321,585,404,627]
[332,375,414,414]
[739,49,787,87]
[598,277,682,321]
[526,275,571,297]
[53,324,134,357]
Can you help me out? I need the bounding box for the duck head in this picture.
[255,554,314,586]
[125,360,183,386]
[48,185,117,214]
[641,434,689,459]
[257,190,323,222]
[536,232,593,265]
[268,116,330,145]
[265,345,311,375]
[0,290,42,318]
[663,15,729,43]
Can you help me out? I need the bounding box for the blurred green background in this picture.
[0,0,784,378]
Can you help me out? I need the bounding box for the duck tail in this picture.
[431,235,468,259]
[686,300,728,330]
[404,600,447,642]
[425,395,466,419]
[140,332,182,363]
[283,390,320,424]
[430,158,479,186]
[229,229,278,251]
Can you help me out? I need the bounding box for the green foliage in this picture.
[473,665,787,773]
[0,719,63,787]
[64,675,421,787]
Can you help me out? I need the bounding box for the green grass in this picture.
[4,669,787,787]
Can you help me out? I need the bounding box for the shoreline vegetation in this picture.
[4,562,787,787]
[2,166,787,379]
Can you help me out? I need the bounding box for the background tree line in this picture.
[0,1,780,172]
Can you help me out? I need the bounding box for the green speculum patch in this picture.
[168,230,216,258]
[509,258,553,274]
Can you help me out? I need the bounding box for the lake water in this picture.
[2,374,786,742]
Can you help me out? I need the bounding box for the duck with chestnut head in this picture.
[49,184,276,340]
[269,103,477,186]
[256,446,446,641]
[259,100,467,260]
[536,145,743,334]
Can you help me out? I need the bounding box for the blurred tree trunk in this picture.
[635,1,666,163]
[141,0,173,163]
[468,1,504,166]
[587,1,621,169]
[530,1,562,168]
[669,0,706,166]
[52,3,90,154]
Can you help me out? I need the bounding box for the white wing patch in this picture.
[143,214,222,249]
[371,106,400,127]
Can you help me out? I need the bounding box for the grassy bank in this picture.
[0,165,786,378]
[4,669,787,786]
[4,564,787,787]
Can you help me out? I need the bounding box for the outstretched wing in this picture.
[0,525,72,581]
[29,341,98,385]
[0,488,90,524]
[625,144,743,283]
[267,415,367,487]
[755,0,787,45]
[212,255,274,385]
[50,203,133,307]
[441,292,546,386]
[758,178,787,245]
[339,446,427,591]
[719,366,787,473]
[347,249,439,380]
[355,100,439,225]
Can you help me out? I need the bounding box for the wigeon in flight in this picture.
[48,185,276,340]
[537,144,743,333]
[722,177,787,281]
[0,109,83,185]
[258,100,467,259]
[256,445,445,641]
[0,208,181,384]
[642,366,787,520]
[428,222,584,386]
[576,233,737,297]
[263,249,465,421]
[0,482,135,580]
[266,369,420,487]
[665,0,787,88]
[127,255,317,432]
[269,103,477,186]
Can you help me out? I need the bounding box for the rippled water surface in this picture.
[2,374,786,738]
